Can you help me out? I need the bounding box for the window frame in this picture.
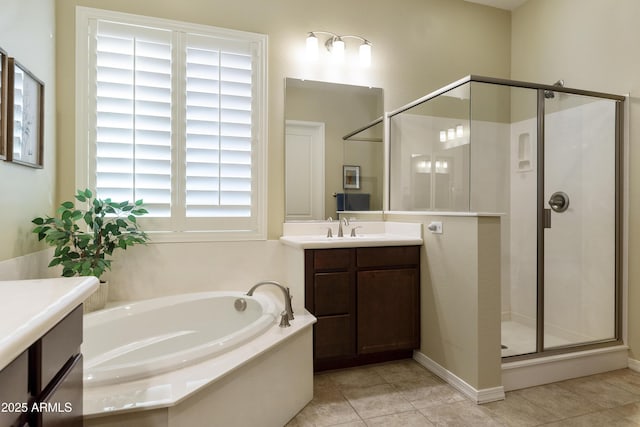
[75,6,268,242]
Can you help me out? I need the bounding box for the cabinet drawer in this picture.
[357,246,420,268]
[32,305,82,394]
[314,315,355,359]
[314,249,352,270]
[314,272,351,315]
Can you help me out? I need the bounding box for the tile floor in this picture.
[286,359,640,426]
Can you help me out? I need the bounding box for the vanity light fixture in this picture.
[306,32,372,66]
[439,125,465,142]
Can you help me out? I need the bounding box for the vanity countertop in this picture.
[280,234,423,249]
[0,276,99,370]
[280,221,423,249]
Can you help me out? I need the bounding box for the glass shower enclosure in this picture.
[388,75,624,359]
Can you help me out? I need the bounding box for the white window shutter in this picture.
[80,8,267,239]
[94,22,173,216]
[185,40,253,219]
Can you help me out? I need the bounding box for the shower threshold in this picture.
[501,343,628,391]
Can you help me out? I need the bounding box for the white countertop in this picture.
[280,234,423,249]
[0,276,99,370]
[280,221,423,249]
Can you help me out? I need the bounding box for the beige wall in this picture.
[0,0,56,261]
[510,0,640,359]
[0,0,510,260]
[52,0,511,241]
[386,213,502,390]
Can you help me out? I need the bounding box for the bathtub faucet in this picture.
[246,280,295,327]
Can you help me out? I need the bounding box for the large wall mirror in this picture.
[284,78,384,221]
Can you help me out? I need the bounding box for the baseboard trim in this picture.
[413,351,504,404]
[628,357,640,373]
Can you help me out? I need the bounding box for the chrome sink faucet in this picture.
[326,217,333,238]
[245,280,295,327]
[338,217,349,237]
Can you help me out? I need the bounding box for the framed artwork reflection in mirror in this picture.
[343,165,360,190]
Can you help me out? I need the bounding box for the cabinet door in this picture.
[314,272,351,316]
[32,355,83,427]
[0,351,29,427]
[314,315,355,359]
[357,269,419,354]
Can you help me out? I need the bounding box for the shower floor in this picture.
[501,320,572,358]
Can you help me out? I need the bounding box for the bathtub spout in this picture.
[246,280,294,325]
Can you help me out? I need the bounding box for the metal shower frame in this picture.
[385,75,626,361]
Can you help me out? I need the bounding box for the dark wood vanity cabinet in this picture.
[0,305,84,427]
[0,351,29,426]
[305,246,420,371]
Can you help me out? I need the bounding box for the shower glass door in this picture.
[542,93,618,349]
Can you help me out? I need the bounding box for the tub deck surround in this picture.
[280,221,423,249]
[0,276,99,370]
[83,292,316,418]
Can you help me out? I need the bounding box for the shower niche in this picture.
[388,75,624,360]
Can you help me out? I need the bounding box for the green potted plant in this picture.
[32,188,150,312]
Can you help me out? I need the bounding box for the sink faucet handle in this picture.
[326,227,333,238]
[350,226,362,237]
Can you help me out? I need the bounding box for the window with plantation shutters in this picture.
[77,8,267,240]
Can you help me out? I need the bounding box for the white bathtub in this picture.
[83,291,278,386]
[83,290,315,426]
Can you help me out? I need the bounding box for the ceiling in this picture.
[464,0,528,10]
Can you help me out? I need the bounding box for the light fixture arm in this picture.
[340,35,371,44]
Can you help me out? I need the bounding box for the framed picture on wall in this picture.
[7,58,44,168]
[343,165,360,190]
[0,48,7,160]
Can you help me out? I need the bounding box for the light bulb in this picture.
[456,125,464,138]
[447,128,455,140]
[306,33,318,60]
[359,41,371,67]
[332,37,345,61]
[439,130,446,142]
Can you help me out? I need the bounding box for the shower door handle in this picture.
[548,191,570,213]
[543,209,552,228]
